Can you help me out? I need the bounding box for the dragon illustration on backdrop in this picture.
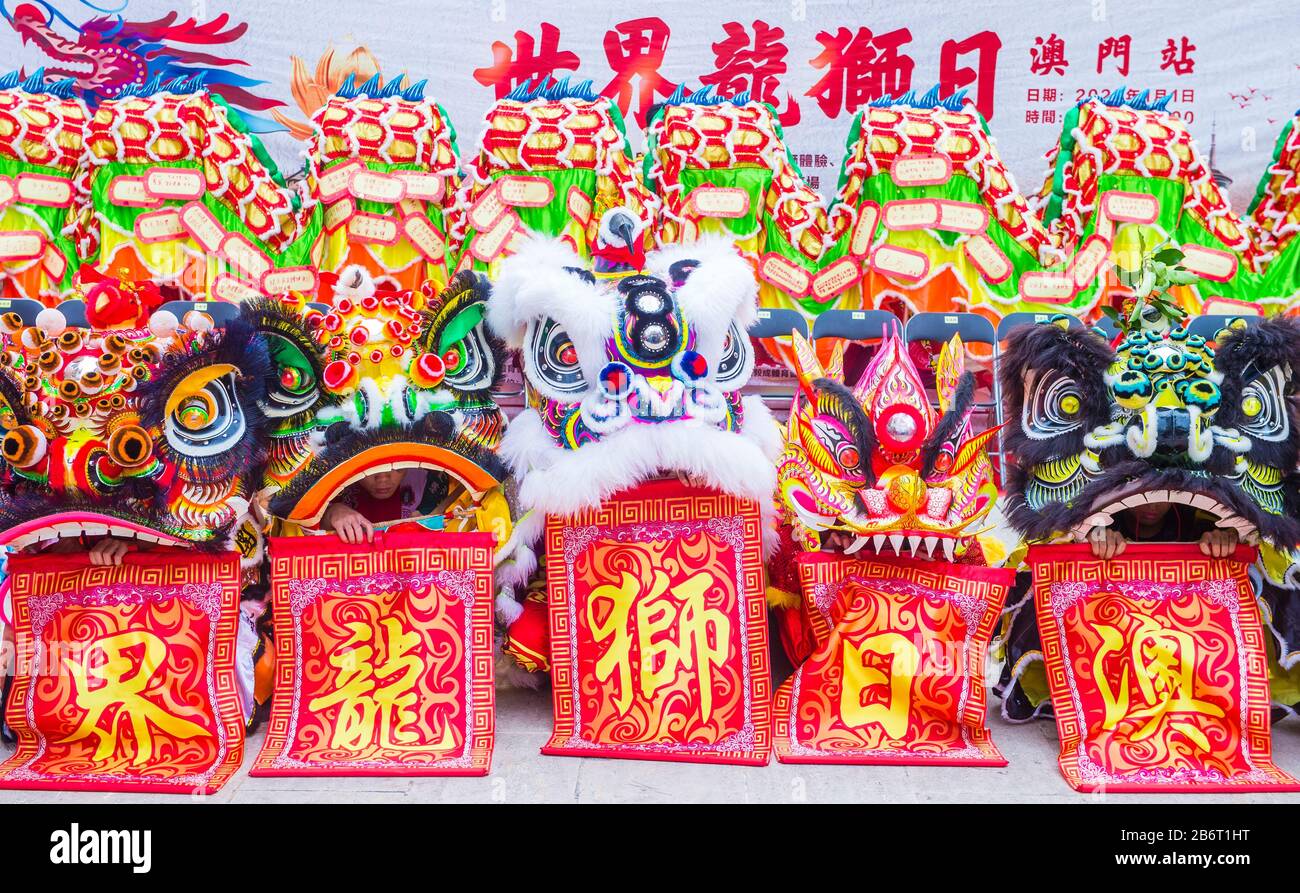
[1,0,284,130]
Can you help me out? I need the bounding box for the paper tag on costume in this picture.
[871,245,930,281]
[1100,191,1159,225]
[261,266,318,295]
[935,200,989,234]
[41,245,67,280]
[108,176,162,208]
[1094,211,1115,242]
[348,211,400,245]
[134,208,187,243]
[891,154,952,187]
[883,199,940,231]
[15,174,73,208]
[323,197,355,233]
[468,212,518,263]
[0,232,44,261]
[1180,244,1238,282]
[1202,296,1261,316]
[811,257,861,301]
[349,169,406,204]
[395,172,444,202]
[318,160,364,203]
[498,175,554,208]
[213,272,263,302]
[963,234,1012,284]
[757,253,812,296]
[1069,235,1111,289]
[567,187,593,225]
[504,224,532,255]
[469,182,508,230]
[1019,271,1076,303]
[144,167,206,201]
[219,233,274,280]
[403,213,446,262]
[179,201,226,252]
[690,186,750,218]
[849,202,880,257]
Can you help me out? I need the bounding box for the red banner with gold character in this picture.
[0,551,244,795]
[1029,543,1300,793]
[251,530,495,776]
[774,553,1011,765]
[543,478,770,765]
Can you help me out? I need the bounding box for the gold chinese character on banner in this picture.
[840,632,919,738]
[309,616,452,752]
[588,569,731,722]
[61,631,210,765]
[1094,614,1225,751]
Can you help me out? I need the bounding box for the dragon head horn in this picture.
[824,338,846,383]
[936,333,965,412]
[789,329,825,400]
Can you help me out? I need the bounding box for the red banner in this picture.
[1029,543,1300,793]
[543,478,771,765]
[0,551,244,795]
[774,553,1011,765]
[251,530,496,776]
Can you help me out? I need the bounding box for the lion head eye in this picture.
[1023,372,1088,440]
[527,318,586,398]
[1236,369,1288,441]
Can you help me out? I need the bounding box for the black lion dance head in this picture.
[1001,314,1300,584]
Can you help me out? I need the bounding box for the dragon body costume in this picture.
[1028,90,1294,317]
[453,79,655,278]
[819,88,1060,322]
[0,71,465,304]
[643,90,839,319]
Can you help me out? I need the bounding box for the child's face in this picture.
[361,471,405,499]
[1131,501,1172,527]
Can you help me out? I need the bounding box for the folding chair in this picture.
[810,308,897,342]
[1091,312,1122,343]
[994,312,1087,478]
[995,311,1082,343]
[748,307,809,340]
[55,299,88,327]
[0,298,47,326]
[1185,313,1260,345]
[158,299,242,328]
[747,308,809,415]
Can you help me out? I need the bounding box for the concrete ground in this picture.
[3,687,1300,804]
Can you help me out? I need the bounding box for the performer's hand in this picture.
[251,489,271,524]
[1087,526,1127,559]
[324,503,373,544]
[89,537,131,566]
[674,470,708,489]
[1199,527,1238,558]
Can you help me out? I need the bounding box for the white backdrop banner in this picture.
[0,0,1295,208]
